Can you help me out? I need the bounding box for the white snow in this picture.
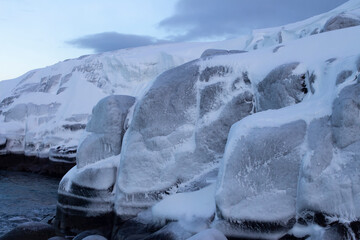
[61,154,119,191]
[152,184,216,221]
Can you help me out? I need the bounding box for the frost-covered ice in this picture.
[1,0,360,160]
[76,95,135,168]
[2,0,359,238]
[152,184,216,222]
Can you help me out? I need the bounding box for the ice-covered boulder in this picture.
[55,95,134,235]
[216,120,306,237]
[297,83,360,223]
[115,59,256,216]
[76,95,135,168]
[55,156,118,235]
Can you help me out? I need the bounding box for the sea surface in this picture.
[0,170,59,236]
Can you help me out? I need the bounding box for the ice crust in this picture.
[1,0,360,160]
[76,95,135,168]
[3,0,360,238]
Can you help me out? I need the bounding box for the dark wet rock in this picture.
[336,70,353,85]
[350,221,360,240]
[54,204,114,236]
[0,153,74,177]
[112,219,162,240]
[321,14,360,32]
[257,62,307,111]
[0,222,55,240]
[279,233,309,240]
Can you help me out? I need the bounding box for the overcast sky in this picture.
[0,0,348,81]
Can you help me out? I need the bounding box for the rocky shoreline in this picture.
[0,154,74,178]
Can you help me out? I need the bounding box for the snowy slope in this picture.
[43,0,360,239]
[0,40,245,160]
[1,0,359,161]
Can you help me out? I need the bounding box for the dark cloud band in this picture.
[67,32,168,53]
[159,0,348,41]
[67,0,347,52]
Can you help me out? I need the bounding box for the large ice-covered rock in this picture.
[55,156,117,235]
[55,95,134,235]
[215,69,360,238]
[297,83,360,223]
[216,120,306,237]
[76,95,135,168]
[115,59,256,216]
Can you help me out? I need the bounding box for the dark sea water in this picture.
[0,170,59,236]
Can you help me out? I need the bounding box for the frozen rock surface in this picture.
[297,83,360,222]
[55,95,134,235]
[77,95,135,168]
[115,59,255,216]
[216,120,306,236]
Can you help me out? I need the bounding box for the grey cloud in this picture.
[67,32,170,53]
[159,0,348,41]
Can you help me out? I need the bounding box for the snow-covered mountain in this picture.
[1,0,360,166]
[2,0,360,239]
[0,40,244,163]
